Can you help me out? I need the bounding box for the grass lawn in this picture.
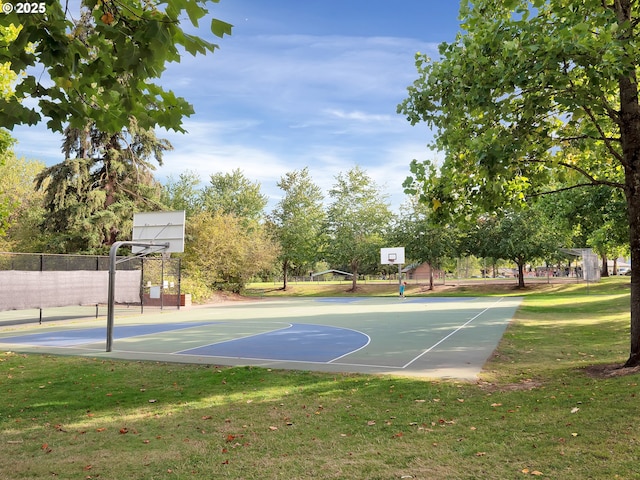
[1,277,638,479]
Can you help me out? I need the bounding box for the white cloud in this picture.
[12,30,443,214]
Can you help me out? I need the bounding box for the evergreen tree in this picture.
[35,120,171,253]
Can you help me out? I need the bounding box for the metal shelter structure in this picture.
[559,248,601,282]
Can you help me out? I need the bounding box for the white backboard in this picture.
[380,247,405,265]
[132,210,185,253]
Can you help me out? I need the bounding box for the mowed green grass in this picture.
[1,278,639,479]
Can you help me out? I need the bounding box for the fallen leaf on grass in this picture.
[269,426,278,431]
[367,421,376,426]
[475,452,486,456]
[521,468,544,476]
[438,419,456,425]
[570,407,579,414]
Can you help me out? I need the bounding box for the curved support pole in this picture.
[106,241,124,352]
[106,240,169,352]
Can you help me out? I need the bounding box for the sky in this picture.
[11,0,463,212]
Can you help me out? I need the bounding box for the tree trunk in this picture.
[517,261,525,288]
[350,261,358,292]
[617,0,640,366]
[624,171,640,366]
[601,255,609,277]
[282,259,288,290]
[624,182,640,367]
[429,266,434,290]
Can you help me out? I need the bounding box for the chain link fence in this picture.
[0,252,183,324]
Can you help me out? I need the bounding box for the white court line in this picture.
[170,323,294,354]
[402,296,506,369]
[328,328,372,363]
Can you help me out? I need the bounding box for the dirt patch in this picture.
[582,363,640,379]
[197,291,263,306]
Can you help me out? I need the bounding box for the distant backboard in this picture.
[380,247,405,265]
[132,211,185,253]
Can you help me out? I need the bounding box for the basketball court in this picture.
[0,295,522,380]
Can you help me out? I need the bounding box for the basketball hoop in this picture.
[380,248,404,266]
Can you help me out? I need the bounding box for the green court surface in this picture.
[0,296,522,380]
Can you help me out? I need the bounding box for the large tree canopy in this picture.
[326,166,392,291]
[270,167,326,290]
[0,153,45,251]
[0,0,232,133]
[398,0,640,366]
[467,208,560,288]
[201,169,268,223]
[0,23,19,156]
[35,120,171,253]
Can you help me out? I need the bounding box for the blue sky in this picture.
[11,1,462,211]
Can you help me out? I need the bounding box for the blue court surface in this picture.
[0,296,522,380]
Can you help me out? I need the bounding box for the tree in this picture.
[0,23,19,156]
[393,197,457,290]
[34,120,170,253]
[0,152,45,248]
[1,1,231,253]
[326,166,392,291]
[466,209,559,289]
[539,185,628,276]
[398,1,640,366]
[270,167,326,290]
[0,0,232,134]
[182,211,279,293]
[201,169,268,223]
[160,170,204,218]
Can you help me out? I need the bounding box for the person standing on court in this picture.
[399,281,407,298]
